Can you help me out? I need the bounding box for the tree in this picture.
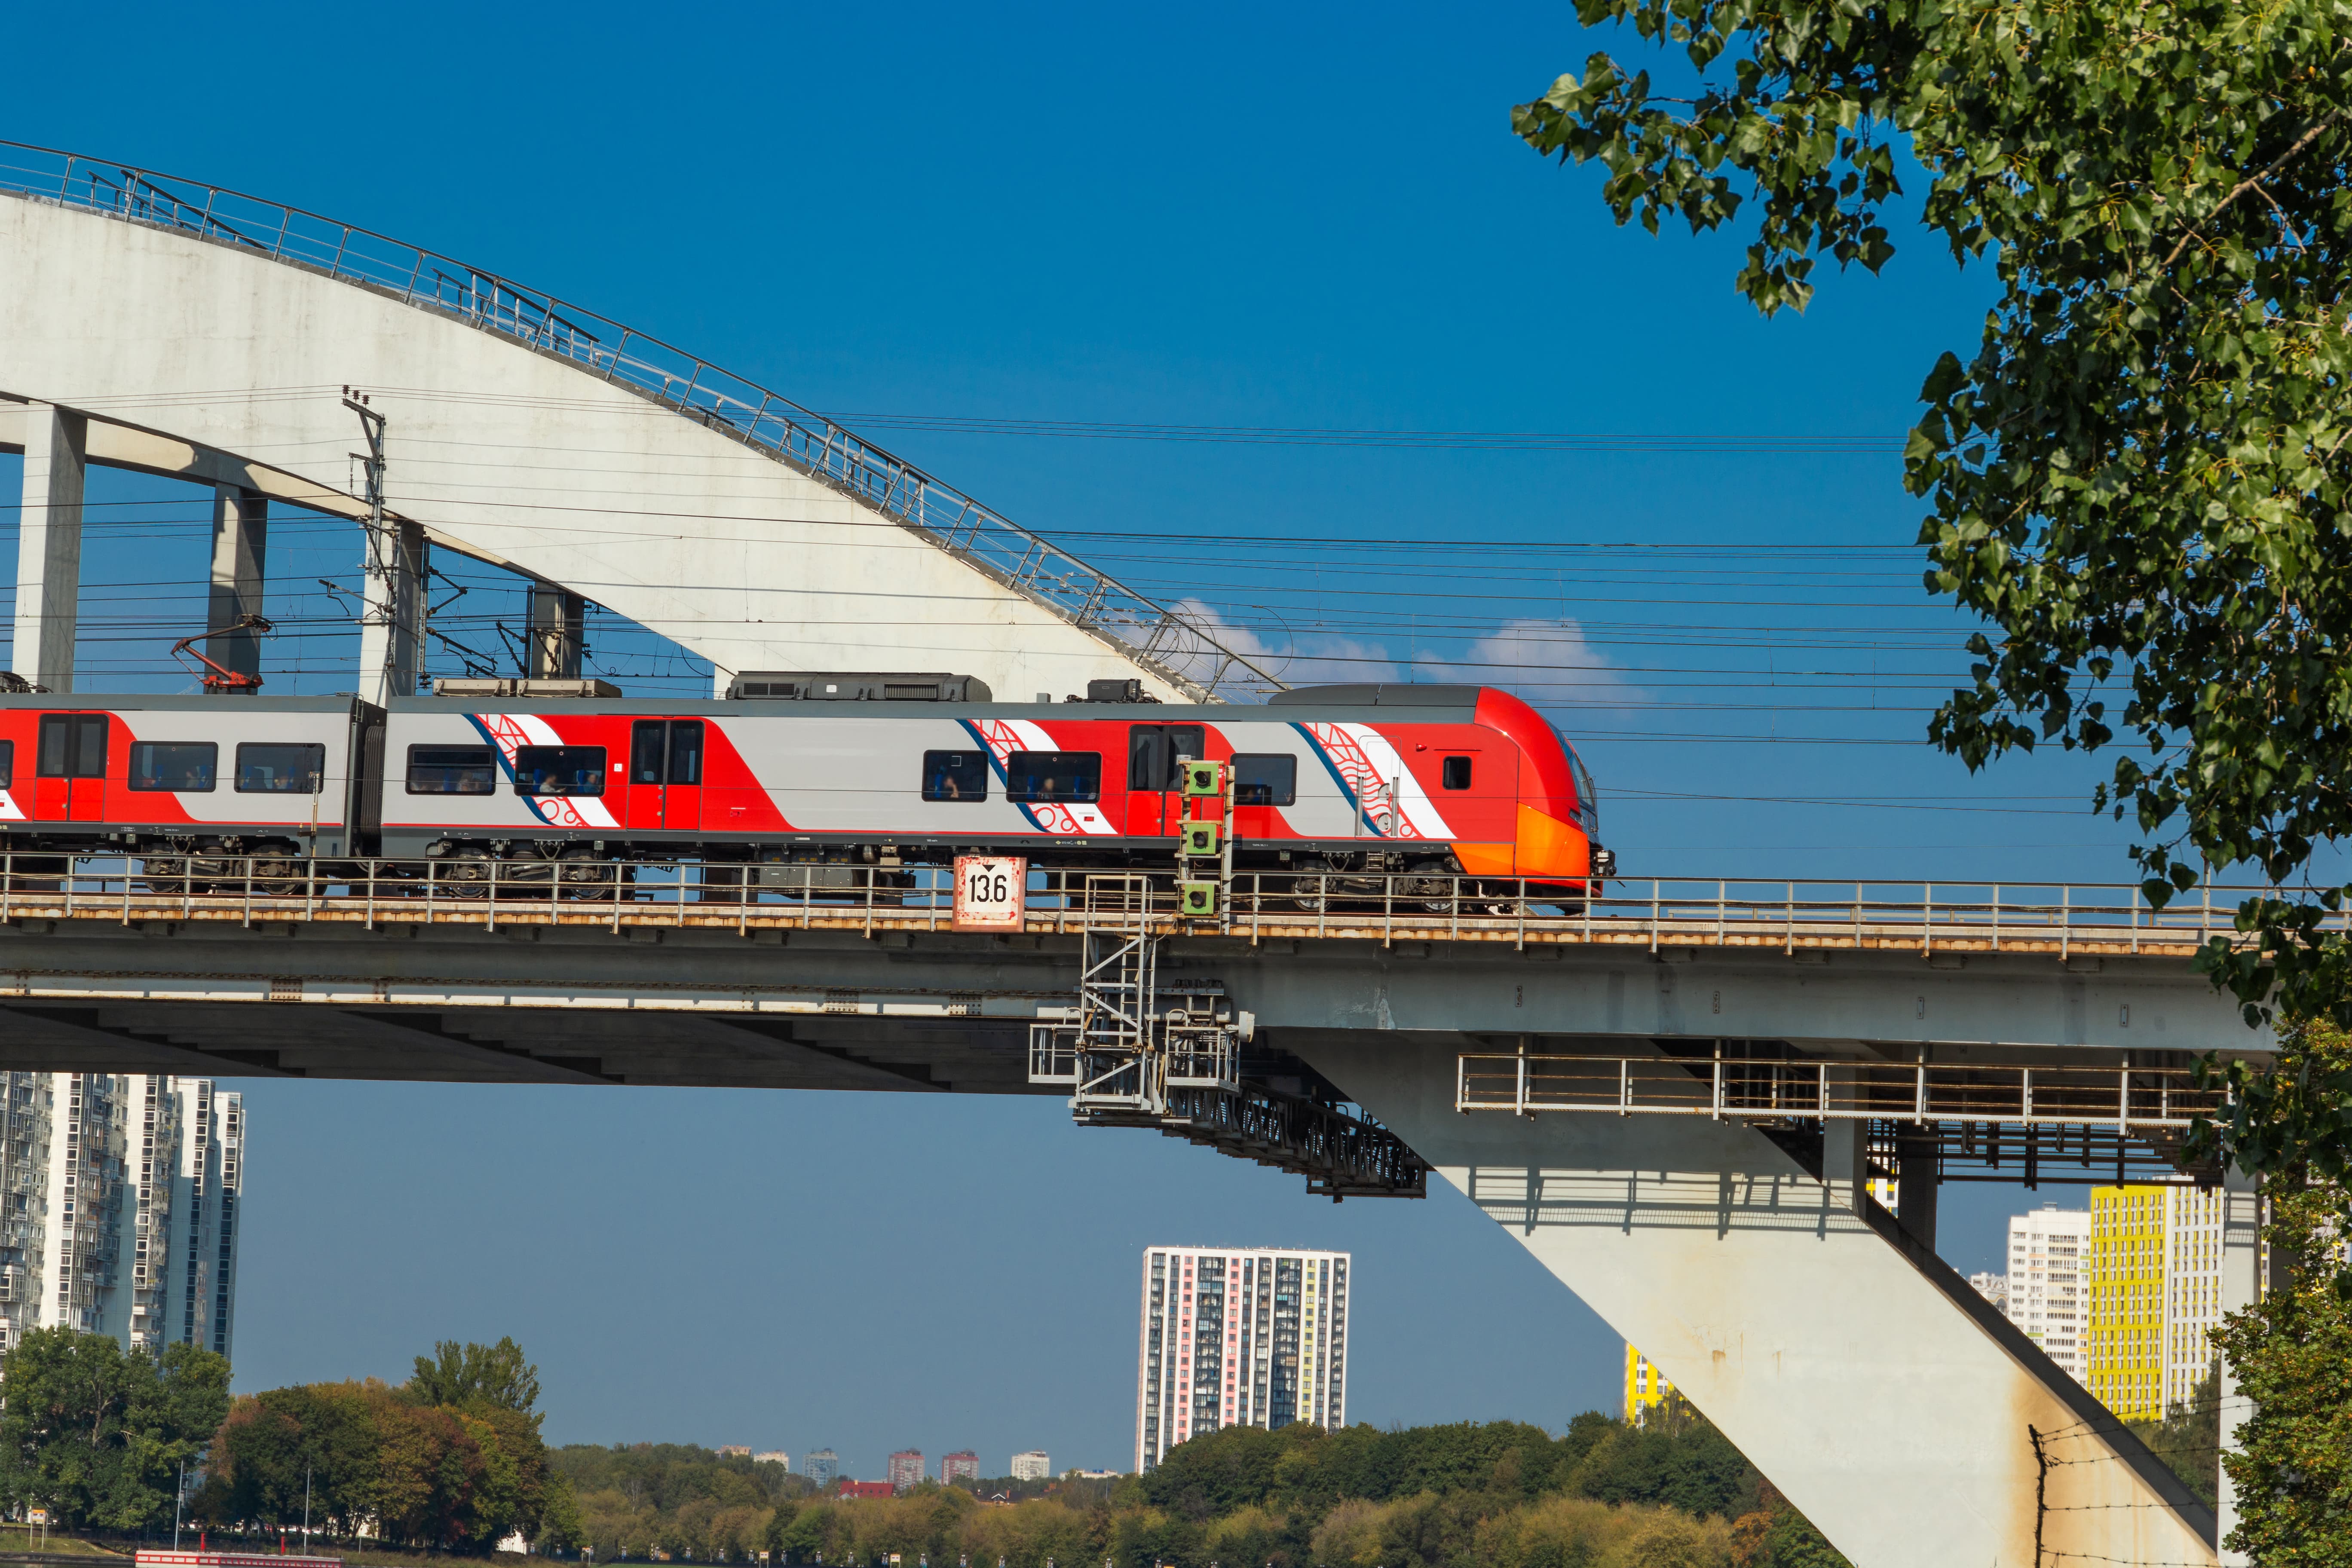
[1514,0,2352,1260]
[0,1331,230,1529]
[408,1337,542,1421]
[2206,1020,2352,1562]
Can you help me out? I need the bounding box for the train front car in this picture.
[1268,683,1606,902]
[0,695,377,885]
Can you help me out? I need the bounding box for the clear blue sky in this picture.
[0,0,2221,1481]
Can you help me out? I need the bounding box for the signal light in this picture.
[1179,881,1219,917]
[1182,761,1223,797]
[1182,821,1222,858]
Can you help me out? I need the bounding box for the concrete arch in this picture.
[0,152,1274,700]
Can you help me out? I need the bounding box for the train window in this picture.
[1127,725,1206,790]
[1004,750,1101,803]
[922,750,989,802]
[1231,753,1298,807]
[405,744,497,795]
[631,720,703,785]
[668,722,703,786]
[129,742,217,793]
[36,714,107,779]
[1442,756,1473,790]
[235,743,325,794]
[0,740,10,789]
[512,745,607,796]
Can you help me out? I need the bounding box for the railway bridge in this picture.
[0,142,2286,1568]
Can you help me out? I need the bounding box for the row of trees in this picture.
[755,1412,1844,1568]
[0,1332,231,1529]
[196,1337,580,1555]
[554,1443,811,1561]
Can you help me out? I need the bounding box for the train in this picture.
[0,678,1611,899]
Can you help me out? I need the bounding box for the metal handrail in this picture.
[0,854,2320,953]
[0,141,1283,703]
[1457,1050,2226,1130]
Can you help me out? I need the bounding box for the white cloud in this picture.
[1151,602,1636,710]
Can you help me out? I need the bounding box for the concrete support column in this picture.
[357,519,424,707]
[526,582,584,679]
[206,486,267,692]
[10,404,86,692]
[1303,1035,2219,1568]
[2215,1166,2263,1567]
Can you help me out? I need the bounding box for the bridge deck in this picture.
[0,863,2277,962]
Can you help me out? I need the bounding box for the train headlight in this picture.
[1591,845,1617,879]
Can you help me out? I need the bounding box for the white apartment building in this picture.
[1135,1246,1350,1473]
[0,1073,242,1361]
[2158,1185,2226,1409]
[1969,1272,2009,1313]
[1009,1450,1051,1482]
[2004,1204,2090,1381]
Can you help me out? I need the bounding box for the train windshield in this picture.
[1552,725,1599,827]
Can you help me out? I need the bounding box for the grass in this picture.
[0,1528,125,1556]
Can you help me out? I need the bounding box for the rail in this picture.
[0,856,2314,958]
[0,141,1281,703]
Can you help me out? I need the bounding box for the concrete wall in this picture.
[0,196,1186,700]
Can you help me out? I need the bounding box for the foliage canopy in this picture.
[1515,0,2352,1256]
[0,1332,229,1529]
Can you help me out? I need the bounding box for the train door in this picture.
[1124,723,1204,836]
[34,713,108,821]
[627,719,705,833]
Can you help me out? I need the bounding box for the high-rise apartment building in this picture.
[1969,1272,2008,1313]
[0,1072,242,1361]
[754,1450,790,1468]
[1135,1246,1350,1473]
[1623,1345,1674,1425]
[801,1449,839,1487]
[887,1450,924,1492]
[940,1451,979,1486]
[2003,1204,2091,1381]
[2089,1184,2227,1421]
[1009,1451,1051,1482]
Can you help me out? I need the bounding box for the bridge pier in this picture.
[206,485,267,689]
[1299,1034,2219,1568]
[9,401,85,692]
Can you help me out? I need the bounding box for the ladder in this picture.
[1028,873,1244,1115]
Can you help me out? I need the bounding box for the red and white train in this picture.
[0,679,1609,893]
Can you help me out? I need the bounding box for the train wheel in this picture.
[1285,872,1332,914]
[558,853,617,900]
[1401,865,1456,914]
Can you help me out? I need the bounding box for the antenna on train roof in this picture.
[169,613,274,693]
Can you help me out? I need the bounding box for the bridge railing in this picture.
[0,854,2320,956]
[0,141,1280,703]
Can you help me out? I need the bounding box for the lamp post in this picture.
[174,1458,187,1549]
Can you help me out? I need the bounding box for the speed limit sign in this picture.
[952,855,1028,931]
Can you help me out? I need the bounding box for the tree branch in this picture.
[2164,107,2346,268]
